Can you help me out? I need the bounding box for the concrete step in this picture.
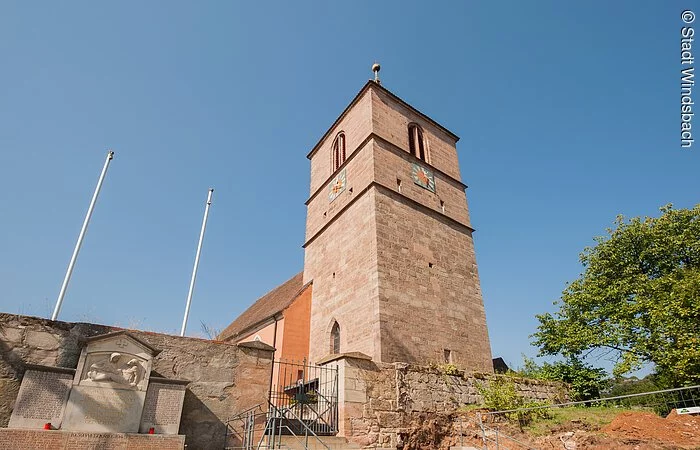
[276,435,361,450]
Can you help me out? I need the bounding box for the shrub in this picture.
[477,376,550,427]
[439,363,460,376]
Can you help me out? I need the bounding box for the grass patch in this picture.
[523,406,642,436]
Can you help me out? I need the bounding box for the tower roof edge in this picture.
[307,81,460,160]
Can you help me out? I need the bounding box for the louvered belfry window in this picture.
[408,123,426,161]
[332,132,346,172]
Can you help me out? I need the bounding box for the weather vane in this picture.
[372,62,381,84]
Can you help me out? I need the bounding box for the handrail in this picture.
[224,404,267,450]
[294,401,334,431]
[228,403,266,422]
[269,401,331,450]
[476,413,535,450]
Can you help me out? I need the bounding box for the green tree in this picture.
[533,204,700,386]
[604,374,660,398]
[519,356,608,401]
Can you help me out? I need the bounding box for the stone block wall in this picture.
[305,138,376,243]
[0,430,185,450]
[0,313,273,450]
[331,356,567,448]
[370,86,461,181]
[372,137,471,228]
[305,189,381,363]
[374,186,492,370]
[308,87,372,194]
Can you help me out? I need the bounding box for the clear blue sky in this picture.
[1,1,697,373]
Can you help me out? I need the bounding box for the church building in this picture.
[220,67,493,373]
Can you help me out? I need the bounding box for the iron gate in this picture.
[268,359,339,436]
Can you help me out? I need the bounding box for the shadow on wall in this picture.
[379,324,430,366]
[0,337,25,428]
[180,389,226,450]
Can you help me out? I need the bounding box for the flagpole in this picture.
[52,150,115,321]
[181,188,214,336]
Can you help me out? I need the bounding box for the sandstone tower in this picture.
[303,74,493,371]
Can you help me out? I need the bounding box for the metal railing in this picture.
[269,359,339,436]
[224,401,331,450]
[224,358,339,450]
[470,384,700,450]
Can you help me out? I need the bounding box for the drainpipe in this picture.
[268,315,279,404]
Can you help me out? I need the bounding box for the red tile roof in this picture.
[218,272,307,341]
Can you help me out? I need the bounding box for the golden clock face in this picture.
[328,169,346,202]
[411,164,435,193]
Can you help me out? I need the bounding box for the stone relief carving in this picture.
[84,353,144,388]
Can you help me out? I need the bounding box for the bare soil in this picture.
[400,410,700,450]
[599,410,700,449]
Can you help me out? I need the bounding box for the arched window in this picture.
[332,132,346,172]
[408,124,427,161]
[330,321,340,354]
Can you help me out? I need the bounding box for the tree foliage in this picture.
[604,374,660,398]
[532,204,700,386]
[519,356,608,401]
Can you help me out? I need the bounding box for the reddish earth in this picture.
[401,410,700,450]
[533,410,700,450]
[600,410,700,449]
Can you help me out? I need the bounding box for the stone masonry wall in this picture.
[372,137,471,229]
[309,87,372,195]
[370,87,461,182]
[0,313,273,450]
[335,357,567,448]
[305,138,375,243]
[374,186,492,370]
[305,189,381,363]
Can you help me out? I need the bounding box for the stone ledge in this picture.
[317,352,372,365]
[236,340,276,352]
[24,364,75,375]
[0,429,185,450]
[148,376,190,386]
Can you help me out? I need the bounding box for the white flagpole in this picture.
[52,150,115,321]
[180,188,214,336]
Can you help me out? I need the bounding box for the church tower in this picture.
[303,69,493,371]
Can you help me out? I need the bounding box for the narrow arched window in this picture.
[330,321,340,354]
[408,124,426,161]
[332,132,346,172]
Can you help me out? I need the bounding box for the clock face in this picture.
[411,164,435,193]
[328,169,346,202]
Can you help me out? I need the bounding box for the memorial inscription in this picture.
[65,432,128,449]
[139,381,187,434]
[8,368,73,429]
[81,389,139,425]
[63,384,146,432]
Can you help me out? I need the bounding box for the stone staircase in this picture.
[277,435,362,450]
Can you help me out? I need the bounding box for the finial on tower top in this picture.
[372,62,381,84]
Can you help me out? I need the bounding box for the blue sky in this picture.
[0,1,697,373]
